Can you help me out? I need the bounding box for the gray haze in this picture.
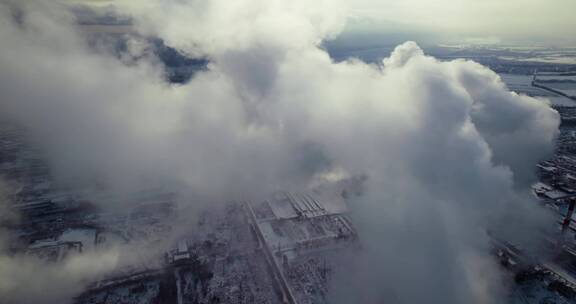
[0,0,561,303]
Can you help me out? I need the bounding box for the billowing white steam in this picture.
[0,0,560,303]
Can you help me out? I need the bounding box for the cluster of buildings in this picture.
[158,190,358,304]
[247,191,356,304]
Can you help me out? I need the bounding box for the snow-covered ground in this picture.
[535,75,576,98]
[59,228,97,251]
[498,73,576,106]
[499,74,551,96]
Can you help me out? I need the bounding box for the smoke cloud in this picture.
[0,0,560,303]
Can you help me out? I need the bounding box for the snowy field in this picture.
[499,73,576,107]
[499,74,547,95]
[534,75,576,98]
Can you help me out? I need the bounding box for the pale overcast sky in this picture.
[350,0,574,43]
[67,0,576,45]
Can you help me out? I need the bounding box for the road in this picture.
[243,201,297,304]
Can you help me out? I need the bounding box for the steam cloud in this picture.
[0,0,560,303]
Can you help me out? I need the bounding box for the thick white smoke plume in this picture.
[0,0,560,303]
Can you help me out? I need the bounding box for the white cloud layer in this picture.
[0,0,561,303]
